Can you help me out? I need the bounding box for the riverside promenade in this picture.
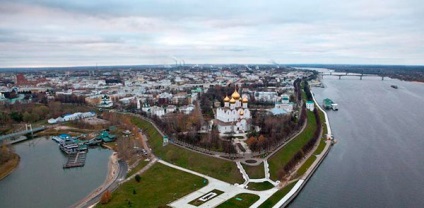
[273,91,334,208]
[71,153,128,208]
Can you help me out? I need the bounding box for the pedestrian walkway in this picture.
[161,160,279,208]
[271,91,335,207]
[124,157,157,183]
[236,161,250,187]
[236,161,280,187]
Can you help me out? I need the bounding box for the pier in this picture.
[63,152,87,169]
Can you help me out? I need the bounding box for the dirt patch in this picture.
[83,117,109,125]
[0,154,20,181]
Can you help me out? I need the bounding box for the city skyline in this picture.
[1,0,423,67]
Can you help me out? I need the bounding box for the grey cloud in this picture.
[0,0,423,67]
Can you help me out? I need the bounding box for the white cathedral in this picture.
[214,89,251,134]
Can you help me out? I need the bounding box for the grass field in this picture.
[258,180,298,208]
[126,159,150,178]
[293,156,317,178]
[314,138,326,155]
[268,110,318,181]
[130,116,244,184]
[246,181,275,191]
[242,162,265,179]
[314,105,329,156]
[216,193,260,208]
[317,107,328,136]
[98,163,207,208]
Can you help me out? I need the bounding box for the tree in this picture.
[257,135,266,150]
[100,190,112,204]
[48,101,62,118]
[9,112,23,122]
[22,112,33,122]
[246,136,257,151]
[135,174,141,183]
[32,105,49,120]
[0,143,14,165]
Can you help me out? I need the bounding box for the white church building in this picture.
[214,89,251,134]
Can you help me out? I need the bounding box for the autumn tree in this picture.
[0,143,14,165]
[257,135,266,151]
[100,190,112,204]
[48,101,62,118]
[246,136,258,151]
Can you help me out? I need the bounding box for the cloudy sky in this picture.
[0,0,423,67]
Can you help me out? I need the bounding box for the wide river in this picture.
[290,75,424,207]
[0,137,111,208]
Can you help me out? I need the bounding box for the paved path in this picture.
[124,157,157,182]
[73,156,128,208]
[160,160,279,208]
[264,160,271,180]
[236,161,250,187]
[233,138,252,155]
[236,161,280,188]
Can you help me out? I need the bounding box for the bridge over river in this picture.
[321,72,386,80]
[0,124,46,144]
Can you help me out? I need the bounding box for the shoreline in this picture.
[71,152,119,208]
[0,153,20,181]
[273,89,334,208]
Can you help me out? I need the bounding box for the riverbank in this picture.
[290,77,424,207]
[71,152,119,208]
[272,90,334,207]
[0,153,20,181]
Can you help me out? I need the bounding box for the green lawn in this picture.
[293,156,317,178]
[97,163,207,208]
[317,107,328,136]
[126,159,150,178]
[216,193,260,208]
[314,138,326,155]
[242,162,265,179]
[301,89,307,101]
[246,181,275,191]
[258,180,298,208]
[268,110,318,181]
[314,105,328,156]
[189,189,224,206]
[131,117,244,184]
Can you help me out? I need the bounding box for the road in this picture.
[73,160,128,208]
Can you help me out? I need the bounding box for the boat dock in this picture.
[63,152,87,169]
[323,98,338,111]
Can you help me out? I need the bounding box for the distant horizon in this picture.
[1,1,423,67]
[1,63,424,71]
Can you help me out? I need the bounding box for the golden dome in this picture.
[224,96,230,102]
[239,109,245,115]
[230,97,236,104]
[242,97,248,103]
[231,90,240,100]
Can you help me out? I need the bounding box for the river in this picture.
[289,75,424,207]
[0,137,111,208]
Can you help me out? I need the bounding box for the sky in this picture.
[0,0,423,67]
